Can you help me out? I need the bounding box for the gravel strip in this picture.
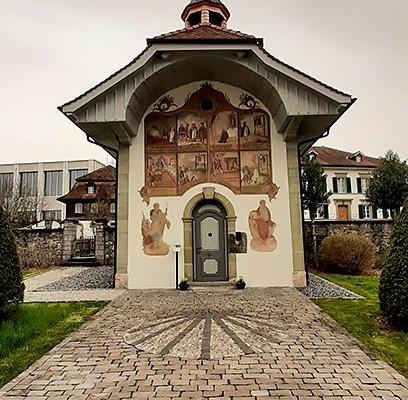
[35,265,115,291]
[298,274,363,299]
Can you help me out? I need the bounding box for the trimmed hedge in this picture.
[318,233,376,275]
[0,206,24,320]
[379,199,408,332]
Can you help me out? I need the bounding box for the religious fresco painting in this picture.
[146,115,177,150]
[147,154,177,193]
[145,84,276,196]
[210,151,240,192]
[177,113,208,150]
[141,203,171,256]
[240,151,270,193]
[248,200,277,252]
[209,111,239,150]
[178,153,207,193]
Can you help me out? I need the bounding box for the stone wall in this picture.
[14,229,64,268]
[303,220,394,268]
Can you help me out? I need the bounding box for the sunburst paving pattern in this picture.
[124,311,288,360]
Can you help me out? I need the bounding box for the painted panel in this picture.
[144,83,276,197]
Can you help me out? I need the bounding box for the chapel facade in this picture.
[60,0,354,289]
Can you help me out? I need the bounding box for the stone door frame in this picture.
[182,187,237,283]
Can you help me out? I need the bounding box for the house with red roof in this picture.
[305,146,386,221]
[59,0,354,289]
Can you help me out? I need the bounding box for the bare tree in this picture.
[0,183,43,229]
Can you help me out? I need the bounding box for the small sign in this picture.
[173,244,182,253]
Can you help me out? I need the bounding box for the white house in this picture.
[305,146,388,221]
[59,0,354,289]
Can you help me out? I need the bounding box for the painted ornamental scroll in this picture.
[145,84,274,197]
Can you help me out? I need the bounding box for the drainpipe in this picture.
[296,97,357,285]
[85,135,119,285]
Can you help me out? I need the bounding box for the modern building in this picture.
[59,0,354,289]
[0,160,105,222]
[305,146,385,221]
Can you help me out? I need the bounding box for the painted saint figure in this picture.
[142,203,171,255]
[241,120,251,140]
[248,200,277,252]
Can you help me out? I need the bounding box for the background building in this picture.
[0,160,105,224]
[58,165,116,221]
[304,146,388,221]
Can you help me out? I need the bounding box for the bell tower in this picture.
[181,0,230,29]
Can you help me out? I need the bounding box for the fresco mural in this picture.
[141,203,171,255]
[178,153,207,193]
[145,84,276,196]
[177,113,208,151]
[240,151,270,193]
[249,200,277,252]
[210,151,240,192]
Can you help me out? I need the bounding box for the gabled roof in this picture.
[147,24,263,45]
[58,166,116,203]
[76,165,116,182]
[308,146,380,168]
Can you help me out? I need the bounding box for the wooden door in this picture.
[337,205,349,221]
[193,202,228,282]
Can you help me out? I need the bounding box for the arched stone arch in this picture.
[182,187,237,282]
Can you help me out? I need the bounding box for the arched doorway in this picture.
[192,200,228,282]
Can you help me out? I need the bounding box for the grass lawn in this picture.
[314,274,408,378]
[0,302,107,388]
[22,268,51,279]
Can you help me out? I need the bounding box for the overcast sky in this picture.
[1,0,407,165]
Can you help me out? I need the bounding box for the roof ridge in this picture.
[152,23,256,40]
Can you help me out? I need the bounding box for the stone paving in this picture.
[1,288,408,399]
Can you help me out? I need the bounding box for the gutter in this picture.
[296,97,357,286]
[85,135,119,287]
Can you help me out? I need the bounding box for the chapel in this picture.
[60,0,354,289]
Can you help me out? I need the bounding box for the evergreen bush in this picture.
[0,206,24,320]
[319,233,376,275]
[379,199,408,331]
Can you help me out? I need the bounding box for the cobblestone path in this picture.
[1,288,407,399]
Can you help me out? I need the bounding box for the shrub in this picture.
[318,233,376,275]
[0,206,25,320]
[379,199,408,331]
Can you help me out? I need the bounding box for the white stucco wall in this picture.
[126,81,294,289]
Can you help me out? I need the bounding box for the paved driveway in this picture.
[1,288,407,399]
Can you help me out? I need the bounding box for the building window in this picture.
[69,169,88,188]
[44,170,63,196]
[20,172,38,197]
[110,203,115,214]
[87,184,95,194]
[357,177,369,194]
[359,204,378,219]
[42,210,62,221]
[332,176,351,193]
[74,203,83,214]
[0,173,13,196]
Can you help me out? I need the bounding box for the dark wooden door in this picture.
[193,202,228,282]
